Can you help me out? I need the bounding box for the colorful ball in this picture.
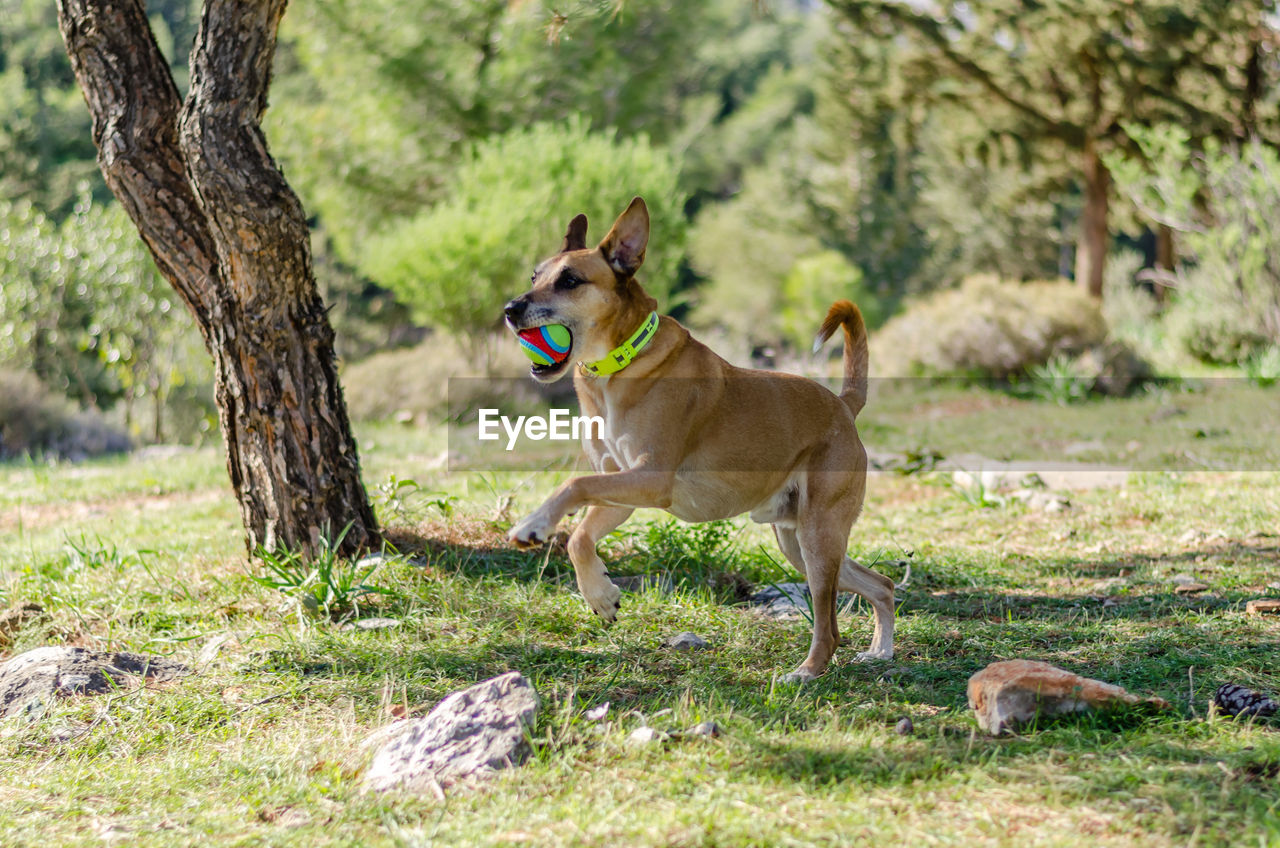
[516,324,572,366]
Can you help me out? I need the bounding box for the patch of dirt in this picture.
[0,487,229,535]
[912,395,1018,420]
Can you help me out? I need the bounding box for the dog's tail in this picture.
[812,299,869,417]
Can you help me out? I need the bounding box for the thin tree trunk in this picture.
[57,0,378,556]
[1153,224,1174,303]
[1075,135,1109,299]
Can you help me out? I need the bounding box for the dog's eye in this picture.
[555,273,584,290]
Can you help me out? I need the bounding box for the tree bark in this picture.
[1075,135,1109,299]
[57,0,378,557]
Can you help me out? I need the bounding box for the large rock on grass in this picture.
[0,646,187,719]
[364,671,539,793]
[967,659,1171,735]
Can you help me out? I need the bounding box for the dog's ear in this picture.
[599,197,648,277]
[560,213,589,253]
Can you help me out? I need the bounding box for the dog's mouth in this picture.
[516,324,575,383]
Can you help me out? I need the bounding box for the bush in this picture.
[362,119,686,347]
[870,275,1106,378]
[0,369,130,461]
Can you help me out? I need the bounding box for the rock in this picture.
[686,720,721,738]
[940,454,1128,493]
[0,603,44,649]
[1173,582,1210,595]
[340,617,402,632]
[750,583,811,618]
[627,726,667,745]
[666,632,710,652]
[0,647,187,719]
[895,717,914,736]
[1063,440,1106,458]
[356,553,427,570]
[363,671,539,792]
[1246,599,1280,616]
[1010,490,1070,512]
[1211,684,1278,719]
[967,659,1171,736]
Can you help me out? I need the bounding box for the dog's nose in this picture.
[503,299,528,322]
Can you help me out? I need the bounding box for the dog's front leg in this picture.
[509,468,674,551]
[566,505,633,622]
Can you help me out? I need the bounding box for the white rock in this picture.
[363,671,539,792]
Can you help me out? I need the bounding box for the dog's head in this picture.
[504,196,657,382]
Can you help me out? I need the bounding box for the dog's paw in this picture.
[509,513,556,550]
[582,580,622,624]
[852,648,894,663]
[779,667,819,685]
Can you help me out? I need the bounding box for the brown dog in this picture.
[503,197,894,681]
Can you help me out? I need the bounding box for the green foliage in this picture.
[252,526,399,622]
[1010,355,1096,406]
[1111,126,1280,364]
[362,120,686,341]
[780,251,880,350]
[870,275,1106,378]
[0,191,210,438]
[271,0,776,262]
[1243,348,1280,388]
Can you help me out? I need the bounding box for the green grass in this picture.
[0,385,1278,845]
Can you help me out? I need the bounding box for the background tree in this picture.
[827,0,1280,297]
[57,0,377,556]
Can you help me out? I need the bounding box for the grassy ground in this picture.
[0,382,1278,846]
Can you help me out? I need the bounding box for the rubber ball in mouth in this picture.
[516,324,572,366]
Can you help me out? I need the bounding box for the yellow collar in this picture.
[581,311,659,376]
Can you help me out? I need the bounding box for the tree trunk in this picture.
[1075,135,1109,299]
[57,0,378,557]
[1153,224,1175,303]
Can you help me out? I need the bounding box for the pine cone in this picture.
[1212,683,1278,718]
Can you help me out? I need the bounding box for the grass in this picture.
[0,381,1278,845]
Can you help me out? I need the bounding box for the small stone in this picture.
[1211,683,1278,719]
[666,632,710,651]
[627,726,666,745]
[895,717,914,735]
[967,659,1171,736]
[362,671,539,792]
[1174,582,1210,595]
[686,721,721,738]
[1246,599,1280,616]
[878,666,908,683]
[750,583,811,618]
[342,618,402,632]
[584,702,609,721]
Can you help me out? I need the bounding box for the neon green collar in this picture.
[581,311,659,376]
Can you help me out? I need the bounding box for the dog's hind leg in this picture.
[837,557,895,661]
[566,505,632,624]
[778,523,844,683]
[771,524,807,578]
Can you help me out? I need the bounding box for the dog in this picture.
[502,197,894,681]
